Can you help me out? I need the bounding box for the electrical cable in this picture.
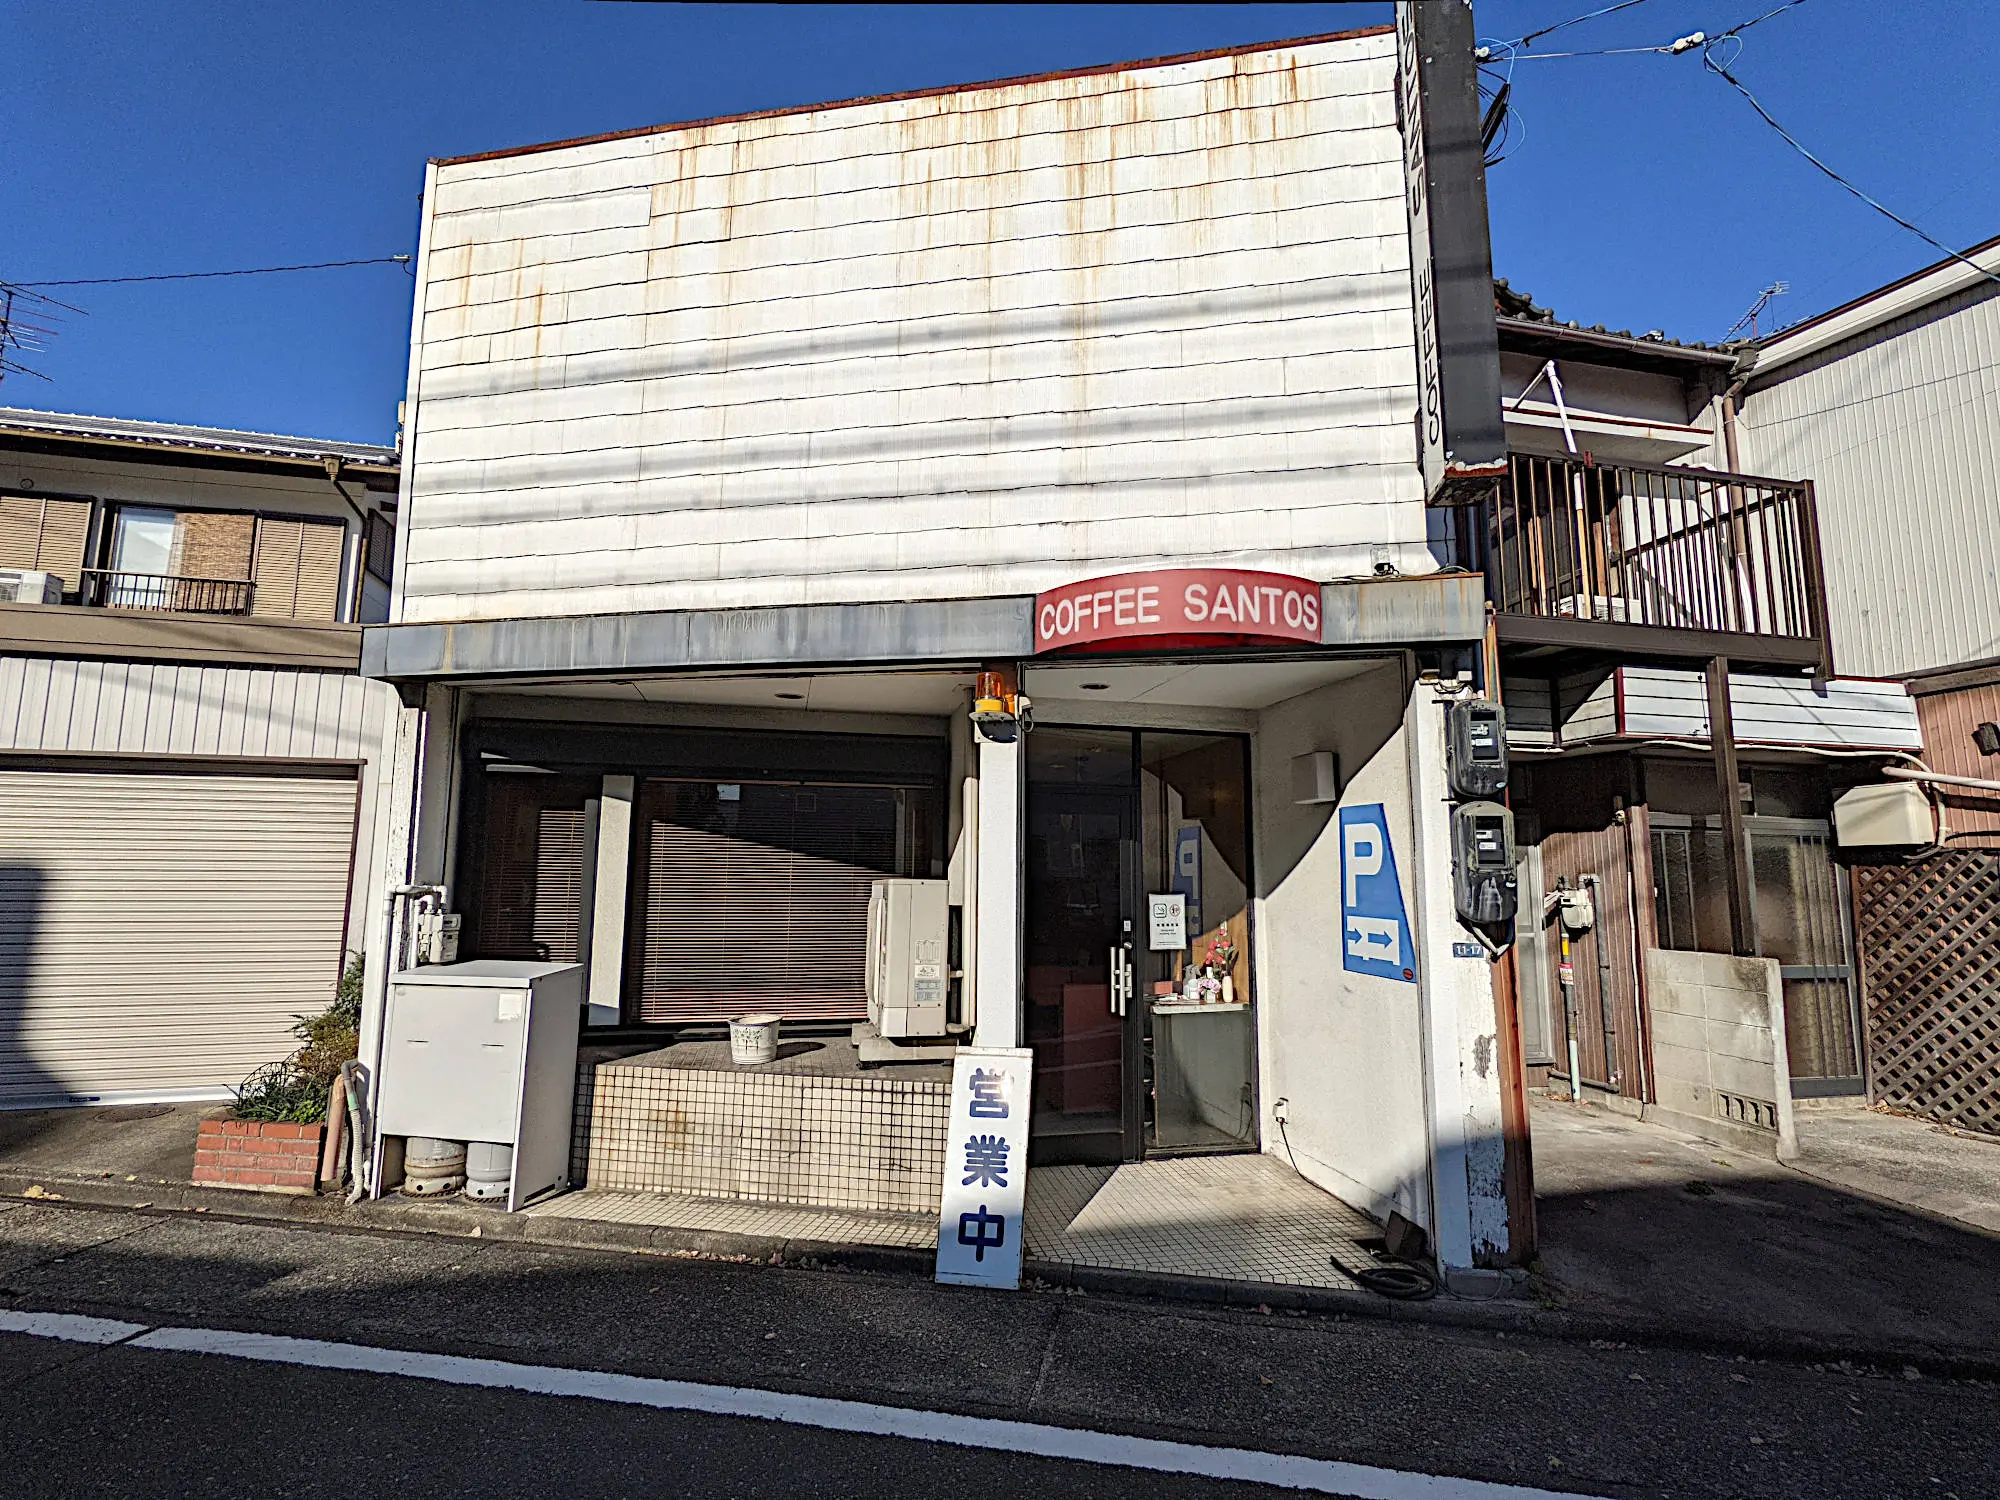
[1506,0,1660,50]
[13,256,412,288]
[1351,1261,1440,1300]
[1700,44,2000,291]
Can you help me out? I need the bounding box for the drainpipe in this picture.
[320,455,369,622]
[1580,874,1618,1090]
[1718,348,1757,472]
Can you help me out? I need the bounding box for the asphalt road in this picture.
[0,1198,1993,1499]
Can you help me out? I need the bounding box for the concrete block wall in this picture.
[1642,949,1797,1158]
[584,1060,950,1214]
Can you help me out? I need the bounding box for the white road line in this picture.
[0,1308,1605,1500]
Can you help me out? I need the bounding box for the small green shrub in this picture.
[233,954,364,1124]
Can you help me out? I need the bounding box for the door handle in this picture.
[1109,945,1131,1017]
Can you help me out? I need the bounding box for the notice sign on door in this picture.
[936,1047,1034,1290]
[1340,803,1416,984]
[1147,892,1187,951]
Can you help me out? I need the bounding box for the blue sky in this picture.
[5,1,1994,442]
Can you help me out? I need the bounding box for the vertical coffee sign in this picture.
[1396,0,1507,503]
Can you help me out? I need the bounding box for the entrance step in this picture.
[1023,1156,1380,1291]
[522,1187,935,1250]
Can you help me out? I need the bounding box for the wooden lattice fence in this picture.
[1854,853,2000,1137]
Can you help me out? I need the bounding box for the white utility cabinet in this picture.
[377,960,582,1210]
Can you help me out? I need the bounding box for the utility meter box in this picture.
[1834,781,1934,848]
[1451,801,1519,929]
[1446,699,1508,800]
[1552,886,1595,934]
[414,909,462,966]
[866,878,951,1039]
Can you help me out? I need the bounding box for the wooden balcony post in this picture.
[1706,655,1757,956]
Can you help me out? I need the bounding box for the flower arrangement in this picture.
[1204,929,1238,975]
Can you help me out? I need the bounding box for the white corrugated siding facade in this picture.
[0,657,376,759]
[1739,278,2000,678]
[398,29,1425,624]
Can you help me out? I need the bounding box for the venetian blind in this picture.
[0,496,91,591]
[252,517,345,620]
[474,776,595,963]
[632,780,905,1025]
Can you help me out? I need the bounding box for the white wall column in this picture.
[971,729,1024,1049]
[356,698,421,1122]
[356,684,459,1124]
[1403,681,1510,1278]
[587,774,636,1026]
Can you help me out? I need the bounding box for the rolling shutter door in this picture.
[0,768,357,1107]
[631,780,905,1024]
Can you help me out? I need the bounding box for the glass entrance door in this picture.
[1025,729,1136,1165]
[1024,727,1257,1164]
[1138,733,1256,1151]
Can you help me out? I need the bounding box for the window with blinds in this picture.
[468,774,598,963]
[628,779,937,1025]
[252,516,346,620]
[0,495,91,592]
[363,509,396,584]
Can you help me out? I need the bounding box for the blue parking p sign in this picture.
[1339,804,1416,984]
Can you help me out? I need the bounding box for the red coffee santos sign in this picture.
[1034,568,1323,653]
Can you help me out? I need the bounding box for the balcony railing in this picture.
[79,569,254,616]
[1446,452,1830,669]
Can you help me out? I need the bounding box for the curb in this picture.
[6,1169,1998,1380]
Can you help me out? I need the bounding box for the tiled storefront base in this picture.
[583,1049,949,1215]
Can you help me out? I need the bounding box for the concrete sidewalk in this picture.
[7,1097,2000,1371]
[1528,1096,2000,1366]
[1789,1103,2000,1235]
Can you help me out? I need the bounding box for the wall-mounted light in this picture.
[1973,721,2000,757]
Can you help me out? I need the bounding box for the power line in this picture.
[1507,0,1660,50]
[13,255,412,289]
[1700,48,2000,291]
[1715,0,1810,39]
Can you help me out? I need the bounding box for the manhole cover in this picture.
[96,1105,173,1123]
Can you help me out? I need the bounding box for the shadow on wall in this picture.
[1251,664,1442,1236]
[0,864,65,1134]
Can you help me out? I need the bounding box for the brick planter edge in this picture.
[193,1117,325,1196]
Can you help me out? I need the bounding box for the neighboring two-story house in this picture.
[0,408,401,1108]
[1734,240,2000,1139]
[1458,295,1924,1178]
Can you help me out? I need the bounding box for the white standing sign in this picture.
[935,1046,1034,1289]
[1147,892,1187,951]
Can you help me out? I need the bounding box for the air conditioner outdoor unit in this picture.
[0,570,62,605]
[863,877,953,1042]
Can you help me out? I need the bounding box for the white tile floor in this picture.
[526,1151,1381,1288]
[1024,1155,1377,1291]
